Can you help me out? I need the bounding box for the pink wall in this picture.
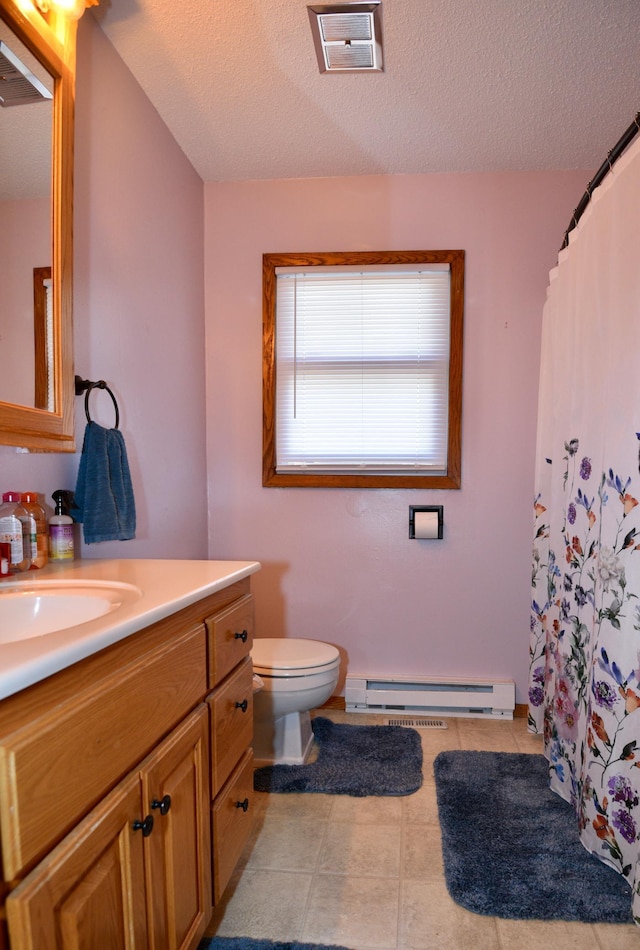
[0,14,208,559]
[204,171,588,702]
[0,11,591,706]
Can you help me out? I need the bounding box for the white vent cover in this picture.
[345,673,516,720]
[308,2,384,73]
[0,41,52,108]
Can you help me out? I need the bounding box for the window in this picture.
[263,250,464,488]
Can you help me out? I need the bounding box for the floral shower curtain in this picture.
[529,131,640,924]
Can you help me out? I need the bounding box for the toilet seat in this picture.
[252,638,340,678]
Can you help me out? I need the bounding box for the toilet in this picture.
[251,638,341,766]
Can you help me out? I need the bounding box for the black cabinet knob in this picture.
[235,798,249,812]
[235,699,249,713]
[132,815,154,837]
[234,630,248,642]
[151,794,172,816]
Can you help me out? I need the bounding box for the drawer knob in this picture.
[234,629,248,643]
[235,798,249,813]
[235,699,249,713]
[133,815,154,837]
[151,794,172,816]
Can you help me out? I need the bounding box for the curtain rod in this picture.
[560,111,640,250]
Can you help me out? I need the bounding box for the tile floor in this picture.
[205,710,640,949]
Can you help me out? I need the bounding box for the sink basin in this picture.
[0,580,143,644]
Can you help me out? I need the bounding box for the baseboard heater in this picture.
[345,673,515,720]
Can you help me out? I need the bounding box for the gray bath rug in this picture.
[253,716,422,796]
[434,750,634,923]
[199,939,351,950]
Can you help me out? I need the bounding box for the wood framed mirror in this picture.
[0,0,76,451]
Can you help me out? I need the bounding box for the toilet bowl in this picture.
[251,638,341,766]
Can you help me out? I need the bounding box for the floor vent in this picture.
[386,717,448,729]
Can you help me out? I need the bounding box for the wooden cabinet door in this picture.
[142,707,211,950]
[5,773,148,950]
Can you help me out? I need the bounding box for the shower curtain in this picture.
[529,131,640,924]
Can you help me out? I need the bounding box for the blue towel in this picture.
[73,422,136,544]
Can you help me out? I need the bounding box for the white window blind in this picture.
[274,264,451,474]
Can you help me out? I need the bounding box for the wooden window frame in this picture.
[262,249,464,489]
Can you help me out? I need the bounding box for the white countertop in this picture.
[0,558,261,701]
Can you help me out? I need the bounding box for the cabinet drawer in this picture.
[0,625,207,880]
[206,594,253,686]
[212,749,254,904]
[208,657,253,797]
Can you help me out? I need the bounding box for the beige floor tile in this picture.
[319,821,401,877]
[302,873,401,948]
[593,922,640,948]
[456,719,522,752]
[206,868,313,941]
[421,750,447,785]
[401,778,440,825]
[399,879,501,949]
[513,729,546,755]
[495,917,602,949]
[417,722,462,755]
[243,816,325,871]
[256,789,335,821]
[401,822,444,882]
[329,792,402,825]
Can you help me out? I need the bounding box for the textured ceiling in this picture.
[96,0,640,183]
[0,21,53,200]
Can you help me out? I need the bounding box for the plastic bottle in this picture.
[0,491,30,572]
[13,493,37,571]
[21,492,48,570]
[49,489,75,561]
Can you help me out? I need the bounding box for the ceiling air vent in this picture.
[0,41,53,107]
[308,2,383,73]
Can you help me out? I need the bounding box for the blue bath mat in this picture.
[434,750,633,923]
[253,716,422,796]
[199,940,351,950]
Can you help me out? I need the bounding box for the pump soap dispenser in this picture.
[49,490,75,561]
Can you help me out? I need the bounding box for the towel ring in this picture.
[82,380,120,429]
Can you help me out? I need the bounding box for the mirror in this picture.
[0,0,76,451]
[0,25,53,410]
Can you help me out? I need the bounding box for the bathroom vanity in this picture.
[0,558,260,950]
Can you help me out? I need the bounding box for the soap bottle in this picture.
[22,492,48,570]
[49,490,75,561]
[0,491,30,572]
